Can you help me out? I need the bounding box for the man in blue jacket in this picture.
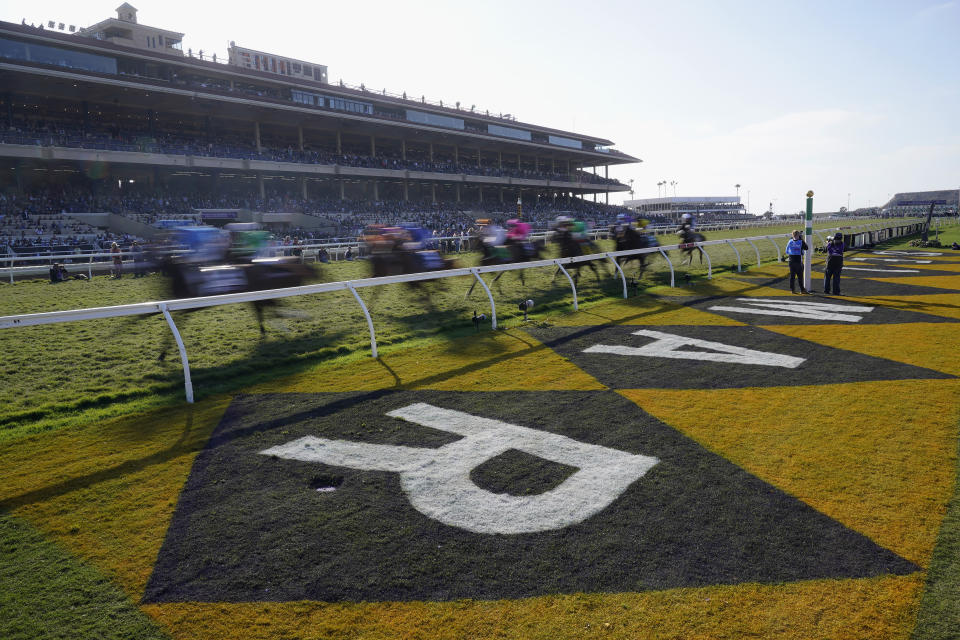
[823,232,845,295]
[785,230,808,294]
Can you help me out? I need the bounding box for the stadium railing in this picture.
[0,220,932,404]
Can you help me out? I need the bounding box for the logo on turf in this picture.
[707,298,875,322]
[583,329,806,368]
[260,402,659,534]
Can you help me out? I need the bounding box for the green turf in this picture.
[0,512,169,640]
[912,430,960,640]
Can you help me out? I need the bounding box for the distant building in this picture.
[81,4,184,56]
[881,189,959,217]
[623,196,746,221]
[228,43,327,84]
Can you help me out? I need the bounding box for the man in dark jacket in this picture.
[823,233,845,295]
[785,230,808,294]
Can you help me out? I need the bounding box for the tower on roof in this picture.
[116,3,138,24]
[82,5,184,55]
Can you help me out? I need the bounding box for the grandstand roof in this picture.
[0,20,636,165]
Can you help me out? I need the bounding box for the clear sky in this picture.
[7,0,960,213]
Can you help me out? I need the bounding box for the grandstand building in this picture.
[0,6,637,250]
[880,190,959,217]
[623,196,747,222]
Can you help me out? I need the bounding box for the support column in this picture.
[257,173,265,199]
[498,151,502,170]
[300,176,307,199]
[339,178,345,200]
[403,180,409,202]
[551,158,555,173]
[254,121,262,153]
[370,135,376,157]
[499,187,504,203]
[336,130,342,155]
[478,187,483,203]
[454,145,459,163]
[535,157,539,172]
[4,93,13,128]
[429,143,434,161]
[298,125,304,151]
[401,140,406,161]
[431,184,437,204]
[456,184,460,203]
[604,166,609,205]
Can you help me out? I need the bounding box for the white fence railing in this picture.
[0,221,930,404]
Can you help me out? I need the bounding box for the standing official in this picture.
[786,230,808,294]
[823,232,845,295]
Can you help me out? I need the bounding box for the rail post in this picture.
[725,239,742,272]
[767,236,783,261]
[554,260,578,310]
[605,253,628,298]
[698,243,713,279]
[470,268,497,329]
[346,282,378,358]
[160,303,194,404]
[745,238,761,267]
[658,248,675,287]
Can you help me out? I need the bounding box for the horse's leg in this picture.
[492,270,505,293]
[589,260,602,285]
[254,301,268,335]
[465,278,478,298]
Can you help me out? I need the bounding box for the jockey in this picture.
[505,218,531,242]
[610,212,634,239]
[505,218,534,261]
[572,218,599,254]
[401,224,446,271]
[400,224,431,251]
[225,223,270,261]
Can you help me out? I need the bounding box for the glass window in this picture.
[0,36,117,74]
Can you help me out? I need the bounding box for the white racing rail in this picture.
[0,221,929,403]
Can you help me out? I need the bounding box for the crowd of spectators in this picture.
[0,183,649,252]
[1,118,622,187]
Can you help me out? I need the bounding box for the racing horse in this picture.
[611,219,656,279]
[466,221,544,297]
[550,219,605,285]
[155,253,318,360]
[363,225,457,305]
[676,225,706,266]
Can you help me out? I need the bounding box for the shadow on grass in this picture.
[0,407,197,511]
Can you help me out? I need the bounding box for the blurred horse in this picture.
[154,249,318,360]
[550,219,605,284]
[363,225,457,305]
[676,225,706,266]
[611,217,656,279]
[467,220,544,297]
